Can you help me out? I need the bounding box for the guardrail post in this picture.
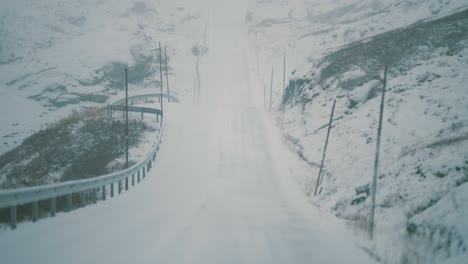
[50,197,56,217]
[32,201,38,222]
[81,191,86,207]
[93,188,97,204]
[141,110,144,120]
[10,206,17,229]
[66,193,72,212]
[138,170,141,183]
[110,183,114,197]
[132,174,135,186]
[143,166,146,178]
[125,177,129,191]
[102,186,106,201]
[156,114,159,123]
[118,180,122,194]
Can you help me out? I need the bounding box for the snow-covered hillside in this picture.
[0,108,160,189]
[0,0,208,155]
[247,1,468,263]
[1,0,467,263]
[0,1,379,263]
[248,0,468,88]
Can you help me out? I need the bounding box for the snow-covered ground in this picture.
[1,0,467,263]
[0,0,378,263]
[0,0,207,155]
[245,0,468,263]
[0,103,374,263]
[246,0,468,110]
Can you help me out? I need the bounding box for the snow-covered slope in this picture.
[247,1,468,263]
[0,0,208,155]
[0,0,378,263]
[0,103,376,264]
[248,0,468,90]
[1,0,467,262]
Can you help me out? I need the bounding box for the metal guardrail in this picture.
[111,93,179,105]
[0,93,176,229]
[110,105,162,116]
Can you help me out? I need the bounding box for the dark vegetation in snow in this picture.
[283,9,468,107]
[0,107,150,190]
[281,8,468,263]
[0,107,152,225]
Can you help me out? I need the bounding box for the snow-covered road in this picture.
[0,0,376,263]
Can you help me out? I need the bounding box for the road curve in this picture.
[0,0,376,263]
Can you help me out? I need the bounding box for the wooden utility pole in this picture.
[159,42,164,115]
[312,100,336,196]
[165,46,170,101]
[125,68,129,169]
[193,75,197,104]
[164,46,171,102]
[282,54,286,109]
[196,58,201,104]
[204,22,208,49]
[269,67,274,111]
[369,66,388,240]
[256,31,260,74]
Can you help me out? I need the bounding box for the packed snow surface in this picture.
[0,0,376,263]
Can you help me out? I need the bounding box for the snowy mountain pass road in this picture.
[0,0,376,263]
[0,103,376,264]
